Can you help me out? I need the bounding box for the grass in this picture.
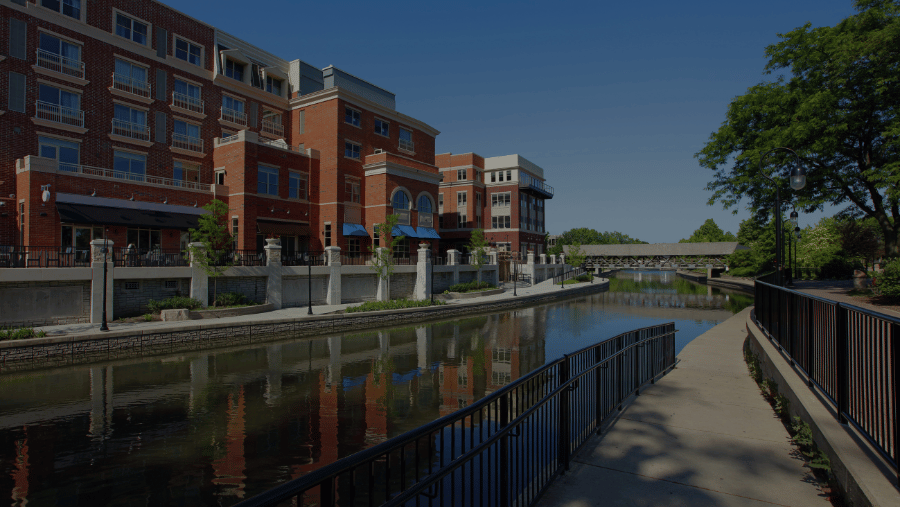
[448,281,497,293]
[562,274,594,285]
[346,298,447,313]
[0,326,47,341]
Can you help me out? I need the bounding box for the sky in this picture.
[173,0,859,243]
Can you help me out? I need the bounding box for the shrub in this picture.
[147,296,203,313]
[448,281,496,293]
[0,326,47,341]
[346,298,446,313]
[562,273,593,285]
[214,292,256,307]
[818,258,856,280]
[729,267,757,277]
[877,258,900,297]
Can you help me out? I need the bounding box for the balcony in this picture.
[399,139,415,152]
[519,175,554,199]
[35,101,84,128]
[111,73,150,99]
[172,133,203,154]
[261,119,284,138]
[18,156,211,193]
[220,107,247,127]
[172,92,204,115]
[111,119,149,142]
[35,49,85,80]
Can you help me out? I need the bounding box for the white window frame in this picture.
[266,76,283,96]
[344,106,361,127]
[457,168,467,181]
[374,118,389,137]
[399,127,414,152]
[112,9,151,47]
[457,213,468,229]
[345,179,361,203]
[456,191,467,209]
[344,140,361,160]
[173,35,204,68]
[39,0,86,23]
[113,149,147,181]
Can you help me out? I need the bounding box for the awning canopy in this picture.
[57,203,200,230]
[392,225,418,238]
[342,223,370,237]
[416,227,441,239]
[257,219,310,237]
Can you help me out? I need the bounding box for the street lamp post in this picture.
[307,253,313,315]
[513,253,517,297]
[782,219,794,286]
[794,228,801,280]
[759,148,806,286]
[100,230,109,332]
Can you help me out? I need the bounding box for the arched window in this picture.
[417,195,433,214]
[392,190,410,210]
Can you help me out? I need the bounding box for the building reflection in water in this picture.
[0,271,747,505]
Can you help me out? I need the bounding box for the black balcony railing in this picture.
[282,251,328,267]
[236,322,675,507]
[754,280,899,485]
[0,246,91,268]
[341,253,372,265]
[113,248,188,267]
[552,266,587,285]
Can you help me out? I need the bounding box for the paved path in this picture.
[537,307,830,507]
[34,275,592,337]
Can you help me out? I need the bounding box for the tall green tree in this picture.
[370,214,404,282]
[468,228,489,283]
[548,227,646,256]
[679,219,737,243]
[186,199,233,305]
[697,0,900,257]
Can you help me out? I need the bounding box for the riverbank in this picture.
[0,278,609,373]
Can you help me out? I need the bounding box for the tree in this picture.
[370,214,404,283]
[566,242,587,268]
[468,228,489,283]
[835,218,882,269]
[186,199,233,306]
[697,1,900,258]
[548,227,646,256]
[679,219,737,243]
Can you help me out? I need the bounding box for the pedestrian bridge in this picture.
[563,242,748,270]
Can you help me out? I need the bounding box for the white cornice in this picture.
[291,87,440,138]
[213,74,289,110]
[364,161,442,185]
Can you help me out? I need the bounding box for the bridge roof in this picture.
[564,242,749,256]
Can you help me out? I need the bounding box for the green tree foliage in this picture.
[186,199,233,304]
[796,218,843,268]
[835,218,882,269]
[370,214,403,281]
[566,242,587,268]
[468,228,489,282]
[679,219,737,243]
[548,227,646,256]
[697,1,900,258]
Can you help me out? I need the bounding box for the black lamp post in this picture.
[759,148,806,286]
[430,250,434,303]
[794,227,801,281]
[99,229,109,331]
[513,253,517,297]
[782,219,795,286]
[307,253,313,315]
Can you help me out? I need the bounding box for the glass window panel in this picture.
[39,84,59,104]
[61,225,73,248]
[62,0,80,19]
[126,229,138,248]
[116,14,131,39]
[139,229,150,250]
[42,0,61,11]
[40,145,57,159]
[39,33,60,54]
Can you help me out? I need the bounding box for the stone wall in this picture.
[282,275,328,307]
[114,278,191,317]
[341,274,377,302]
[211,276,267,305]
[390,272,416,299]
[432,272,455,293]
[458,271,476,284]
[0,280,91,327]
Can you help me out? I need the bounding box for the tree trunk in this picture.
[883,226,899,259]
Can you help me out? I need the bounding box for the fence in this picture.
[754,280,898,484]
[0,246,91,268]
[112,248,188,267]
[282,251,328,267]
[235,322,676,507]
[341,253,373,266]
[552,266,586,285]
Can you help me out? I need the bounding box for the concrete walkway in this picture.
[537,307,830,507]
[34,275,593,337]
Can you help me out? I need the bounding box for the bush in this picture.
[147,296,203,313]
[346,298,446,313]
[728,267,757,277]
[0,326,47,341]
[818,258,856,280]
[877,258,900,297]
[448,281,496,293]
[562,274,593,285]
[214,292,257,307]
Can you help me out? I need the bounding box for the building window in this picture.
[115,13,148,45]
[457,214,468,229]
[113,59,149,96]
[174,161,200,186]
[499,171,505,182]
[113,150,146,181]
[373,228,380,248]
[216,170,226,185]
[221,130,236,140]
[258,165,279,196]
[126,228,161,251]
[492,216,511,229]
[345,106,360,127]
[37,84,81,126]
[289,172,308,199]
[457,191,467,209]
[232,218,238,249]
[173,79,202,112]
[345,181,360,203]
[507,170,512,181]
[399,128,414,152]
[41,0,81,20]
[492,192,511,207]
[392,191,410,210]
[175,37,202,66]
[418,195,433,214]
[173,119,201,151]
[39,136,79,172]
[393,239,409,258]
[113,103,147,139]
[324,223,331,247]
[348,238,360,257]
[374,118,389,137]
[225,58,244,81]
[38,33,81,75]
[457,168,467,181]
[266,76,283,96]
[438,194,443,211]
[344,141,361,160]
[491,172,496,183]
[438,216,444,229]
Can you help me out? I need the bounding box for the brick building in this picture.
[435,152,552,255]
[1,0,441,260]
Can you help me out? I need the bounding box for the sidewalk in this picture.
[33,276,586,337]
[537,307,830,507]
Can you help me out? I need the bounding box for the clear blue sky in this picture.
[175,0,857,243]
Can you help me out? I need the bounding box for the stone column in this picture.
[189,242,209,308]
[539,253,547,265]
[560,254,566,267]
[488,248,498,265]
[265,238,283,310]
[90,239,114,323]
[447,249,460,285]
[326,246,341,305]
[549,254,557,264]
[375,247,390,302]
[524,250,536,286]
[414,244,432,300]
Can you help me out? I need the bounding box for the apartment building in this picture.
[435,152,552,255]
[0,0,441,259]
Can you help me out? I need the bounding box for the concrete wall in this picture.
[0,280,91,326]
[433,272,456,293]
[212,276,267,305]
[282,275,328,307]
[390,272,416,299]
[341,274,378,302]
[113,278,191,318]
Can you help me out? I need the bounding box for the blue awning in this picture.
[391,225,418,238]
[416,227,441,239]
[342,223,370,237]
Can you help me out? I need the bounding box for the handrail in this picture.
[754,280,898,485]
[236,322,676,506]
[553,266,586,285]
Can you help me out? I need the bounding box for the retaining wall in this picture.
[0,280,91,327]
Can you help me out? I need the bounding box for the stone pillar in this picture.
[375,247,390,302]
[265,238,283,309]
[415,244,432,300]
[326,246,341,305]
[447,249,460,285]
[549,254,557,264]
[539,253,547,265]
[488,248,498,265]
[560,254,566,267]
[527,251,535,265]
[189,242,209,308]
[90,239,114,323]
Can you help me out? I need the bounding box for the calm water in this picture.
[0,271,752,505]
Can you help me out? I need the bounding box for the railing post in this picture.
[633,331,640,396]
[616,337,624,411]
[836,303,849,425]
[807,298,814,387]
[788,291,795,366]
[892,321,899,488]
[595,345,603,434]
[650,331,657,384]
[558,355,571,472]
[320,476,334,507]
[500,394,510,507]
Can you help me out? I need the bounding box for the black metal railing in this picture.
[236,322,676,507]
[394,256,414,266]
[0,245,91,268]
[552,266,587,285]
[113,248,188,267]
[755,280,898,484]
[341,253,373,266]
[282,251,329,267]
